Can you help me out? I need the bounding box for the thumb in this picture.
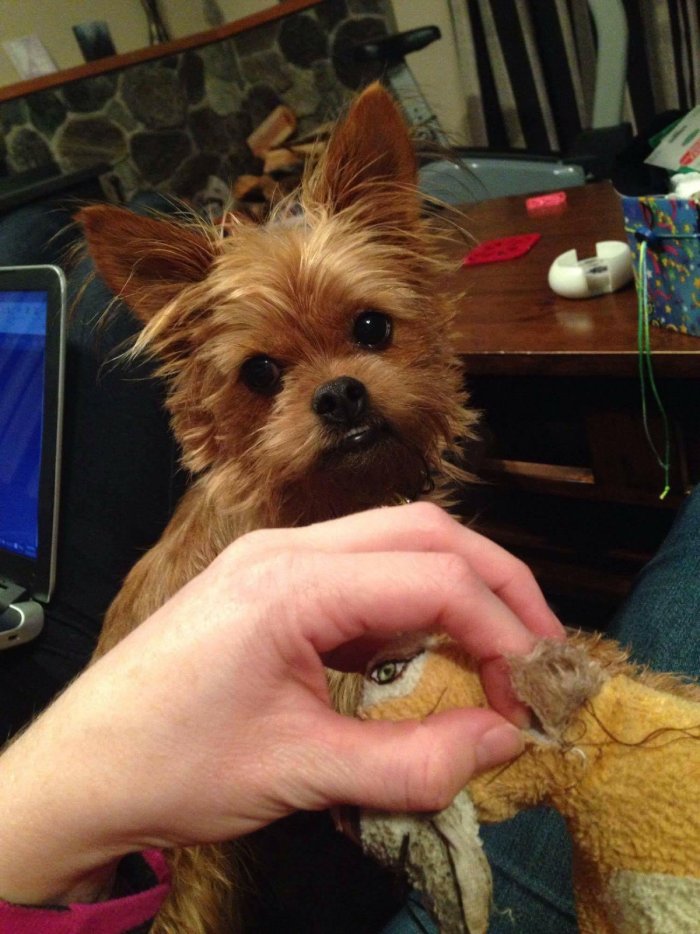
[323,709,524,813]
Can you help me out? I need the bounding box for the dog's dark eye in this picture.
[240,355,282,395]
[353,310,392,349]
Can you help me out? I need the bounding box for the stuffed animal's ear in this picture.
[508,640,607,743]
[305,82,419,227]
[76,204,216,323]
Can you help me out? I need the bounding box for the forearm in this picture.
[0,505,558,905]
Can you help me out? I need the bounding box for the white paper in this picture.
[645,105,700,173]
[2,35,58,80]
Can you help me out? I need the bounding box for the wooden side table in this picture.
[444,182,700,621]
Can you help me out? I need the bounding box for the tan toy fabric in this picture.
[357,632,700,934]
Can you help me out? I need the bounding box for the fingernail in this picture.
[509,702,532,731]
[475,723,524,773]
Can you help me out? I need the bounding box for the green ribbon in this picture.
[631,226,699,500]
[635,238,670,500]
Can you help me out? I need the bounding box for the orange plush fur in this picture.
[360,631,700,933]
[77,84,476,933]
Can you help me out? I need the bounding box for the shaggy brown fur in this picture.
[77,84,476,933]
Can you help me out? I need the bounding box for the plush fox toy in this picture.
[356,631,700,934]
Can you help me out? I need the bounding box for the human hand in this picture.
[0,503,563,906]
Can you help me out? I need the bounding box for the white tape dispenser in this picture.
[548,240,633,299]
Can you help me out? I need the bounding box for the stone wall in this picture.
[0,0,393,202]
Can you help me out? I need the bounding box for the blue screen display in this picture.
[0,291,47,560]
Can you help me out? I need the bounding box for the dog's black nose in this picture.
[312,376,368,425]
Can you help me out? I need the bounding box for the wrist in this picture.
[0,859,119,908]
[0,683,132,906]
[0,851,171,934]
[0,737,122,906]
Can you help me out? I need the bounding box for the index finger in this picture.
[297,503,564,641]
[295,549,539,662]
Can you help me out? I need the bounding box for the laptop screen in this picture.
[0,290,48,560]
[0,267,65,603]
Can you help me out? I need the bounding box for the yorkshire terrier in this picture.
[78,83,476,934]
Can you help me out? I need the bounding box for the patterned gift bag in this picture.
[621,194,700,337]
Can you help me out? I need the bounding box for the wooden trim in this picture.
[477,457,685,507]
[481,458,595,486]
[460,351,700,380]
[0,0,322,104]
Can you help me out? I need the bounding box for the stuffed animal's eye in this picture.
[240,355,282,395]
[370,658,409,685]
[353,310,392,349]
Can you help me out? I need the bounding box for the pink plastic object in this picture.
[526,191,567,212]
[463,233,541,266]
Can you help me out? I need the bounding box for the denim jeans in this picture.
[386,486,700,933]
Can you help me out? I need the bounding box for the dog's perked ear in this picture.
[305,82,420,228]
[76,204,216,323]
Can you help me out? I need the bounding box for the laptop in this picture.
[0,265,65,648]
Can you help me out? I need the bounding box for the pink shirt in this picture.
[0,850,169,933]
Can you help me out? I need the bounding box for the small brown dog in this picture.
[78,83,476,934]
